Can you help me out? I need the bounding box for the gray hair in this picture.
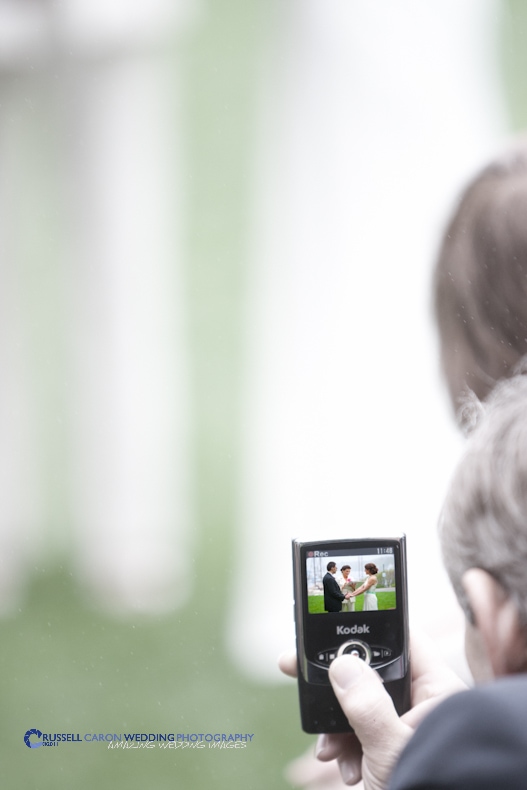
[439,373,527,626]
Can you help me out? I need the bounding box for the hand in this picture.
[320,630,467,788]
[278,654,356,790]
[279,630,467,789]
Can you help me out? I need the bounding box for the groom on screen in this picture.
[323,562,352,612]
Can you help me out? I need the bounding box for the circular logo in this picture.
[24,729,43,749]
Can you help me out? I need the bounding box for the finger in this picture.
[410,628,449,674]
[409,629,467,707]
[329,655,410,756]
[315,732,357,762]
[278,650,297,678]
[337,740,364,786]
[317,733,364,785]
[401,694,454,730]
[410,627,464,679]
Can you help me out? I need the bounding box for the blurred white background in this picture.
[5,4,523,789]
[0,0,514,674]
[231,0,507,679]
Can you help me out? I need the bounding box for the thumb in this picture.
[329,655,411,758]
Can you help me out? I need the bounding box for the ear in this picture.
[463,568,527,677]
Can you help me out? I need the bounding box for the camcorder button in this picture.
[337,640,372,665]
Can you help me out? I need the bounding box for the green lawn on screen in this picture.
[308,591,396,613]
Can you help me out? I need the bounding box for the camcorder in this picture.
[292,536,410,733]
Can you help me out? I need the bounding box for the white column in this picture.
[65,48,192,614]
[0,0,196,614]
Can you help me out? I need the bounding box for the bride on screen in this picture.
[350,563,378,611]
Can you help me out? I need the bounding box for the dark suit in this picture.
[389,675,527,790]
[323,572,345,612]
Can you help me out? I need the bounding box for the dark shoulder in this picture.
[389,676,527,790]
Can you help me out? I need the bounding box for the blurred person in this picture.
[340,566,356,613]
[435,137,527,423]
[0,0,196,613]
[282,372,527,788]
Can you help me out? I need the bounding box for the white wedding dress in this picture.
[363,581,378,611]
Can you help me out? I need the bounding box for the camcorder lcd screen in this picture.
[305,546,396,614]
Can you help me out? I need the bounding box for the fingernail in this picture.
[338,754,361,785]
[315,733,329,759]
[329,655,365,691]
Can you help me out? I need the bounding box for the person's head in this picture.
[439,373,527,680]
[364,563,378,576]
[434,140,527,425]
[341,565,351,577]
[327,562,337,574]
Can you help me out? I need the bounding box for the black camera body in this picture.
[292,536,410,733]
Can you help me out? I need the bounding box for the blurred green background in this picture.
[1,2,311,788]
[2,1,527,788]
